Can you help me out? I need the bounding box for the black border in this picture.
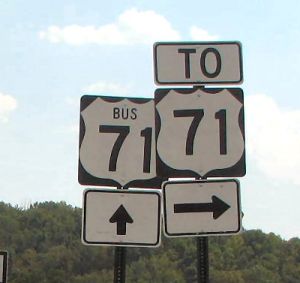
[0,251,8,283]
[155,87,246,179]
[153,41,243,85]
[82,189,162,247]
[78,95,163,189]
[162,179,241,237]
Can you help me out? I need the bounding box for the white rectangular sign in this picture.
[163,179,241,237]
[0,251,7,283]
[82,189,161,247]
[154,42,243,85]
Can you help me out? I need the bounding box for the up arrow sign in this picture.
[109,205,134,235]
[82,189,161,247]
[174,196,231,219]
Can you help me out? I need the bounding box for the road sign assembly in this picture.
[154,42,243,85]
[155,87,245,179]
[78,95,161,189]
[0,251,7,283]
[77,40,246,283]
[163,179,241,237]
[82,189,161,247]
[153,40,245,283]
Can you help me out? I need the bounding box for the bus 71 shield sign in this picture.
[78,95,161,189]
[155,88,246,178]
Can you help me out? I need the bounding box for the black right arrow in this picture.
[109,205,133,235]
[174,195,230,219]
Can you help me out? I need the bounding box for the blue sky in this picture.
[0,1,299,240]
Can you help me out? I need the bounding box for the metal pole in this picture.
[113,185,127,283]
[114,247,126,283]
[197,237,209,283]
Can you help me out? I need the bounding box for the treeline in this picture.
[0,201,299,283]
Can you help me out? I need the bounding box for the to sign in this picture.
[163,179,241,237]
[82,189,161,247]
[78,95,161,189]
[154,42,243,85]
[0,251,7,283]
[155,88,245,178]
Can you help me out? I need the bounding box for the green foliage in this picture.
[0,201,299,282]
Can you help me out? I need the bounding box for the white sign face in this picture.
[82,189,161,247]
[163,179,241,237]
[0,251,7,283]
[79,96,161,189]
[155,88,245,178]
[154,42,243,85]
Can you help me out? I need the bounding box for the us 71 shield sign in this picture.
[78,95,161,189]
[155,87,246,178]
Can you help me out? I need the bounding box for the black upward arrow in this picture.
[174,195,230,219]
[109,205,133,235]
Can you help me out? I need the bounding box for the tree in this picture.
[0,201,299,283]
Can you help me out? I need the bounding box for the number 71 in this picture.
[173,109,227,155]
[99,125,153,173]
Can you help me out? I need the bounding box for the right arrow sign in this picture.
[163,179,241,237]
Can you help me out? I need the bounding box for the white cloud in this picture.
[0,92,17,123]
[189,26,219,41]
[245,93,300,185]
[39,8,180,45]
[82,81,133,96]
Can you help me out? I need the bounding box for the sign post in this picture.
[0,251,8,283]
[78,96,162,283]
[154,41,245,283]
[82,188,161,282]
[114,246,126,283]
[197,237,209,283]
